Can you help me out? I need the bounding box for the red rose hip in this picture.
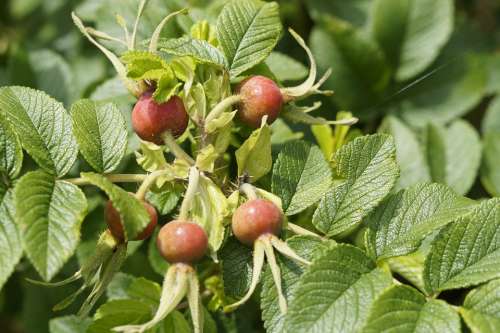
[237,75,283,128]
[156,220,208,264]
[232,199,283,246]
[105,199,158,242]
[132,92,189,145]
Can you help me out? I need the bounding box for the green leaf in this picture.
[15,171,87,281]
[271,140,332,215]
[162,311,192,333]
[145,183,182,216]
[378,116,430,190]
[220,238,253,299]
[158,37,227,68]
[306,0,371,27]
[285,244,392,333]
[310,19,390,114]
[481,133,500,197]
[400,54,487,127]
[49,315,92,333]
[362,285,460,333]
[80,172,149,242]
[482,96,500,135]
[189,174,227,253]
[261,236,334,333]
[423,198,500,294]
[365,182,475,260]
[29,49,75,106]
[0,189,23,290]
[386,251,426,292]
[216,0,282,77]
[312,134,398,236]
[87,299,153,333]
[148,228,170,276]
[425,120,481,195]
[0,86,78,176]
[371,0,454,81]
[235,123,272,182]
[121,50,169,80]
[0,114,23,179]
[265,52,308,82]
[71,100,127,173]
[460,279,500,333]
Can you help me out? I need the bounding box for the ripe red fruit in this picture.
[237,75,283,128]
[105,199,158,242]
[232,199,283,246]
[156,220,208,264]
[132,92,189,145]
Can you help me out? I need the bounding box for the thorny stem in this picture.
[161,132,195,166]
[240,183,258,200]
[179,167,200,220]
[134,169,173,201]
[66,174,147,186]
[205,95,242,124]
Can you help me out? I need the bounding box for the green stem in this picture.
[205,95,241,124]
[135,169,173,201]
[179,167,200,220]
[66,174,147,186]
[240,183,258,200]
[162,132,195,166]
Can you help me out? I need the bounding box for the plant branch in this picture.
[205,95,241,124]
[179,167,200,220]
[66,174,147,186]
[135,169,173,200]
[240,183,258,200]
[161,132,195,166]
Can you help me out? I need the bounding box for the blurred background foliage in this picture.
[0,0,499,332]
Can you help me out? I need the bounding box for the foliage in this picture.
[0,0,499,332]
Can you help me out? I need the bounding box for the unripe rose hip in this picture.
[156,220,208,264]
[132,92,189,145]
[232,199,283,246]
[237,76,283,128]
[105,199,158,242]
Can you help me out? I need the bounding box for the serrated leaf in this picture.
[0,86,78,176]
[87,299,153,333]
[0,114,23,179]
[15,171,87,281]
[220,238,253,299]
[80,172,149,242]
[460,279,500,333]
[265,52,308,82]
[425,120,481,195]
[216,0,282,77]
[285,244,392,333]
[145,183,182,216]
[271,140,331,215]
[71,100,127,173]
[379,116,429,190]
[386,251,426,292]
[261,236,334,333]
[371,0,454,81]
[365,182,475,260]
[0,189,23,290]
[121,50,169,80]
[49,315,92,333]
[312,134,398,236]
[235,123,272,182]
[159,37,227,68]
[424,198,500,294]
[362,285,460,333]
